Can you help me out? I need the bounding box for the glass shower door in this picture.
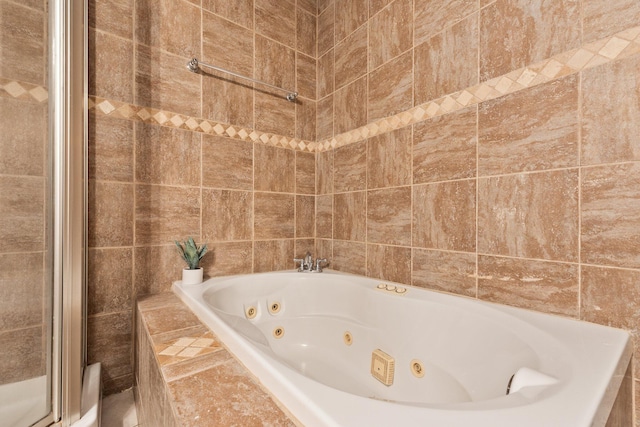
[0,0,54,425]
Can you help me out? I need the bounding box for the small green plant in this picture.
[175,237,208,270]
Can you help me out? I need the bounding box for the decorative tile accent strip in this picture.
[12,27,638,154]
[317,25,640,152]
[88,96,319,153]
[154,330,222,367]
[0,78,48,103]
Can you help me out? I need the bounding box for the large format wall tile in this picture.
[202,135,253,190]
[412,249,476,297]
[478,74,579,175]
[87,311,133,393]
[253,193,295,239]
[0,97,45,177]
[296,54,317,100]
[296,151,316,195]
[477,170,579,262]
[335,25,367,90]
[582,163,640,269]
[414,15,478,105]
[412,180,476,252]
[334,140,367,192]
[201,0,253,29]
[254,145,295,193]
[479,0,580,81]
[296,195,315,238]
[0,326,44,385]
[135,0,200,57]
[255,35,295,92]
[335,0,367,42]
[88,248,132,315]
[581,55,640,166]
[477,256,579,317]
[89,112,134,182]
[368,51,413,122]
[332,240,366,275]
[202,190,252,242]
[0,1,45,85]
[316,194,333,238]
[297,10,317,58]
[367,187,411,246]
[0,252,43,330]
[255,91,296,138]
[0,176,44,252]
[582,0,640,43]
[201,241,253,277]
[367,127,412,189]
[334,191,366,241]
[255,0,296,49]
[135,184,200,245]
[90,0,134,39]
[135,45,201,117]
[202,11,253,77]
[135,123,201,186]
[202,73,254,130]
[334,77,367,135]
[253,239,295,272]
[414,0,478,45]
[318,3,335,57]
[89,181,134,247]
[134,245,184,296]
[413,106,477,184]
[368,0,412,70]
[90,29,134,103]
[366,244,411,284]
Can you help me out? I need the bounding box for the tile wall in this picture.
[313,0,640,423]
[88,2,640,425]
[88,0,317,393]
[0,0,48,385]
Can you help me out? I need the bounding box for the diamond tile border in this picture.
[154,331,222,367]
[88,97,319,153]
[317,25,640,152]
[7,26,639,154]
[0,78,49,103]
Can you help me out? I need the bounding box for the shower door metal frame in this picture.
[48,0,87,425]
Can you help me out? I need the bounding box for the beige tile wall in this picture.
[87,2,640,425]
[314,0,640,423]
[88,0,317,394]
[0,0,48,385]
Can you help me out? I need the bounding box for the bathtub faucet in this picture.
[293,252,327,273]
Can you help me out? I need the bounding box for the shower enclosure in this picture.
[0,0,87,425]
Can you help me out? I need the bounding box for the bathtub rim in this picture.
[173,269,632,427]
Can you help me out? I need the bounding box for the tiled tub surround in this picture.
[88,0,318,395]
[84,0,640,423]
[135,292,298,426]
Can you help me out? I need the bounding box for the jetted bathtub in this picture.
[173,270,631,427]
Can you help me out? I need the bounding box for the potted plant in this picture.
[175,237,208,285]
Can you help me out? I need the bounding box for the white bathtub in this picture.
[173,270,631,427]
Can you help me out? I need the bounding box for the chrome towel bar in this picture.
[186,58,298,102]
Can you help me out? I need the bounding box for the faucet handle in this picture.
[293,258,305,271]
[314,258,327,272]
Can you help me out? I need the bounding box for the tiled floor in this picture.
[101,388,138,427]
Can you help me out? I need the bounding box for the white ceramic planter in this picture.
[182,268,203,285]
